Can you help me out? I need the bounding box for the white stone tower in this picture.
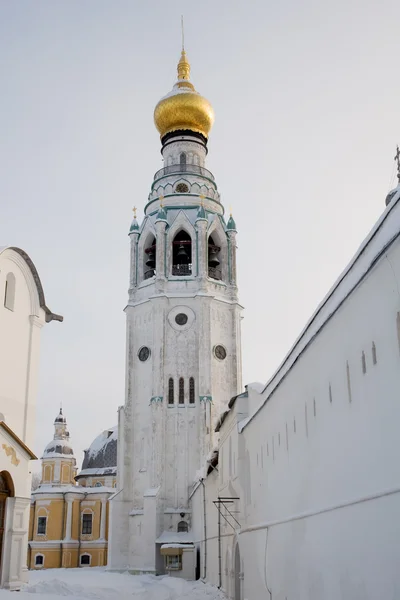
[109,48,242,573]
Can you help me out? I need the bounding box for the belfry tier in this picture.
[129,50,238,296]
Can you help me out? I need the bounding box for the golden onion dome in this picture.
[154,50,214,140]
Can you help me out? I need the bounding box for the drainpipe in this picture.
[217,496,222,589]
[28,499,36,569]
[60,493,66,568]
[200,479,207,580]
[77,492,88,567]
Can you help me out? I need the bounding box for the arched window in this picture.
[177,520,188,532]
[4,272,15,311]
[81,512,93,535]
[144,236,156,280]
[35,554,44,567]
[172,231,192,276]
[180,152,187,170]
[189,377,195,404]
[208,236,222,281]
[80,553,91,566]
[179,377,184,404]
[94,482,102,487]
[168,378,174,405]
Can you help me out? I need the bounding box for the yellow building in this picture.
[28,410,116,569]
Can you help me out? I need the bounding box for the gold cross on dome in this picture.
[199,194,205,206]
[132,206,137,219]
[395,145,400,181]
[159,195,164,207]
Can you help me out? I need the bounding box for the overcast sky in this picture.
[1,0,399,470]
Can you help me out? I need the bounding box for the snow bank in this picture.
[0,568,225,600]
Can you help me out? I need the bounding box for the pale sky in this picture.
[0,0,399,470]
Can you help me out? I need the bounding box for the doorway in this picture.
[0,473,11,576]
[234,543,241,600]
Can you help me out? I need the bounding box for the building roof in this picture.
[42,438,74,459]
[81,426,117,471]
[0,246,63,323]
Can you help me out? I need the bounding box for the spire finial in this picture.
[229,205,233,217]
[133,206,137,219]
[199,194,205,206]
[181,15,185,52]
[395,145,400,182]
[159,195,164,208]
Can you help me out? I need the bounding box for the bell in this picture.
[146,250,155,268]
[176,243,189,264]
[208,246,220,268]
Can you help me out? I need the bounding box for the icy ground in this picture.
[0,568,225,600]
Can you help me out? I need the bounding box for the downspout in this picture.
[77,492,88,567]
[28,499,35,569]
[217,496,222,589]
[200,479,207,580]
[60,493,66,568]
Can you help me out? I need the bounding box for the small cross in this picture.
[395,145,400,181]
[132,206,137,219]
[199,194,205,206]
[159,195,164,207]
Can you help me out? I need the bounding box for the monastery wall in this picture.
[194,193,400,599]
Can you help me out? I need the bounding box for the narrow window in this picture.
[372,342,377,365]
[168,378,174,405]
[37,517,47,535]
[329,383,333,403]
[82,513,92,535]
[35,554,44,566]
[361,351,366,374]
[189,377,195,404]
[278,432,280,446]
[177,520,188,532]
[80,554,91,566]
[313,398,316,417]
[293,418,296,433]
[179,377,184,404]
[180,152,187,169]
[346,361,352,403]
[4,273,15,311]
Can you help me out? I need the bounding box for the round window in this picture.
[214,345,227,360]
[175,183,189,193]
[138,346,151,362]
[175,313,188,326]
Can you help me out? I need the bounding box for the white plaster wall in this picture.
[0,253,44,448]
[217,236,400,599]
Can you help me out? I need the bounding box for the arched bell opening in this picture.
[208,235,222,281]
[172,231,192,276]
[144,235,156,280]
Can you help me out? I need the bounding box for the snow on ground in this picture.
[0,568,225,600]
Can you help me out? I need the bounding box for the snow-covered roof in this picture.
[75,466,116,479]
[32,484,115,496]
[81,426,117,471]
[155,531,193,544]
[42,438,74,459]
[0,246,63,322]
[240,184,400,431]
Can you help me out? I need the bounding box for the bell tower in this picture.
[109,47,242,574]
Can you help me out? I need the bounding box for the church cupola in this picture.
[154,49,214,147]
[40,408,77,486]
